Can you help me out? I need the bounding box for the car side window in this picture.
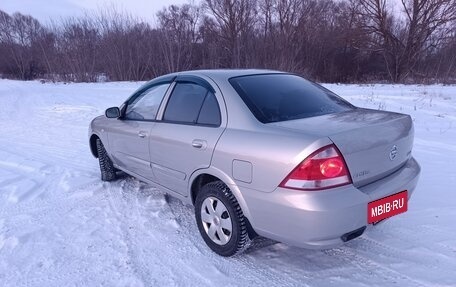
[124,84,170,120]
[163,82,208,124]
[197,92,221,126]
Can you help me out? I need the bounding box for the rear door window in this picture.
[163,82,219,125]
[229,74,354,123]
[197,92,221,126]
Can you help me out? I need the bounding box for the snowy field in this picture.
[0,79,455,287]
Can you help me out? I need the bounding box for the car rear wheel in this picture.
[96,139,117,182]
[195,181,249,256]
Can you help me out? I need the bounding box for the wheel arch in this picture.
[189,167,254,232]
[89,131,107,158]
[89,134,100,158]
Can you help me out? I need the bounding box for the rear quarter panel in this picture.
[211,126,332,193]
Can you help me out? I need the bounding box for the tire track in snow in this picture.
[376,218,456,254]
[0,154,53,204]
[163,195,304,287]
[103,178,213,286]
[324,247,427,287]
[0,175,99,286]
[105,180,150,287]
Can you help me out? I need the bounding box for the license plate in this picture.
[368,191,408,224]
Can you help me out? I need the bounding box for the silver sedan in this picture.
[88,70,420,256]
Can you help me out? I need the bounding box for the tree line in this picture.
[0,0,455,83]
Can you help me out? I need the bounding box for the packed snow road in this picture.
[0,80,455,286]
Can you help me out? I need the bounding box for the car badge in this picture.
[389,145,398,161]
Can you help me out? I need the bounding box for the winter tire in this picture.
[195,181,249,257]
[96,139,117,182]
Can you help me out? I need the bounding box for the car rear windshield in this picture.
[229,74,354,123]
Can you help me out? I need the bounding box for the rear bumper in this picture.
[239,157,420,249]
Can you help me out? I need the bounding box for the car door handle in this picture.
[138,131,147,138]
[192,139,206,149]
[192,142,203,148]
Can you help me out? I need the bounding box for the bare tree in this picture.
[356,0,456,82]
[54,16,99,82]
[204,0,257,68]
[96,7,157,81]
[157,4,201,73]
[0,10,13,76]
[0,1,455,83]
[199,16,223,68]
[0,12,48,79]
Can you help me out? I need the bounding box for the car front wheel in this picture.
[96,139,117,182]
[195,181,249,256]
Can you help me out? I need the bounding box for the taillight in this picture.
[279,144,352,190]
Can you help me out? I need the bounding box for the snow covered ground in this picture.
[0,79,455,287]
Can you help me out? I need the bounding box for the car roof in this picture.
[158,69,286,83]
[140,69,287,93]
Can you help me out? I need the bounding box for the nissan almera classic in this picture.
[88,70,420,256]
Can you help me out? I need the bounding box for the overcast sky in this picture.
[2,0,190,24]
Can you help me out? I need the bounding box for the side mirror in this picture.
[105,107,121,118]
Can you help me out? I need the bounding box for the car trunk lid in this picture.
[268,108,414,187]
